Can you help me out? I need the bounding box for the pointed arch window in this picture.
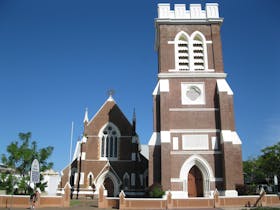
[100,123,120,159]
[192,34,205,70]
[174,31,208,71]
[123,173,130,190]
[175,33,190,71]
[88,172,94,188]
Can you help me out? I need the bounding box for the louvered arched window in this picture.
[175,32,190,71]
[192,34,205,70]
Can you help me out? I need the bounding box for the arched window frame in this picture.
[123,172,130,190]
[173,31,209,71]
[174,31,190,71]
[87,172,94,189]
[190,31,208,71]
[99,122,120,160]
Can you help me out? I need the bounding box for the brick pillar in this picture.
[119,190,126,210]
[63,182,71,207]
[166,191,172,209]
[98,185,106,208]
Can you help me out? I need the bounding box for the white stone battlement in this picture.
[158,3,219,19]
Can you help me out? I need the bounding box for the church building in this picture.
[60,95,148,197]
[148,3,243,197]
[60,3,244,199]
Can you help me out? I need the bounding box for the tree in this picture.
[258,142,280,184]
[1,132,54,194]
[242,142,280,195]
[243,158,265,185]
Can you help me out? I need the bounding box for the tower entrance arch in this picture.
[180,155,214,197]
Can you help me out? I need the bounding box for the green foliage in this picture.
[148,183,165,198]
[259,142,280,179]
[243,141,280,195]
[0,174,14,194]
[1,132,54,194]
[243,158,266,184]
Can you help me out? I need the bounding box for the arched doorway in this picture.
[104,177,114,197]
[180,155,214,197]
[188,165,203,197]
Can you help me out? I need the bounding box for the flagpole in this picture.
[68,121,74,180]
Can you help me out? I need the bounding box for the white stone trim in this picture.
[161,131,171,143]
[156,18,223,24]
[148,132,160,145]
[171,150,222,155]
[152,82,159,96]
[168,69,215,72]
[221,130,242,145]
[85,159,135,162]
[181,82,205,105]
[170,129,219,133]
[211,136,219,150]
[182,134,209,150]
[170,108,218,112]
[158,72,226,78]
[80,172,84,185]
[72,141,81,161]
[169,191,188,199]
[172,137,179,150]
[171,178,184,182]
[159,79,169,92]
[171,177,223,182]
[157,3,220,19]
[81,136,87,143]
[83,108,89,123]
[81,152,86,160]
[169,40,212,45]
[220,190,238,197]
[217,79,233,95]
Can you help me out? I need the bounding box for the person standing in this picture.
[30,190,39,209]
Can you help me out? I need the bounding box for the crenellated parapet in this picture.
[157,3,220,20]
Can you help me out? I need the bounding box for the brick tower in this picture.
[149,3,243,198]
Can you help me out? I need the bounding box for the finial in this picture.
[133,108,136,122]
[107,89,115,101]
[83,107,89,123]
[132,108,136,135]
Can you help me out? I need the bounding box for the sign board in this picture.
[30,159,40,184]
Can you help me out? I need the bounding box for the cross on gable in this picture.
[107,89,115,98]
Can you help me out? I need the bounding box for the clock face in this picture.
[186,86,201,101]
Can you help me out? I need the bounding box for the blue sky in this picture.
[0,0,279,171]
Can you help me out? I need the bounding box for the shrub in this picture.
[148,183,165,198]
